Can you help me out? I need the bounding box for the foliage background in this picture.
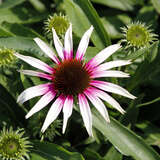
[0,0,160,160]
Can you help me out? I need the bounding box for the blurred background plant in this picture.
[0,0,160,160]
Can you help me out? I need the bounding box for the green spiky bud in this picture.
[28,112,62,141]
[44,13,70,39]
[0,48,16,67]
[0,127,32,160]
[121,21,158,50]
[40,119,62,141]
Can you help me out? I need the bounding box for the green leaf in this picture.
[145,41,159,62]
[92,108,160,160]
[0,26,14,37]
[0,9,24,24]
[0,36,43,55]
[123,48,148,60]
[0,0,25,10]
[103,146,122,160]
[0,22,43,38]
[0,7,48,24]
[151,0,160,14]
[63,0,110,49]
[83,148,104,160]
[91,0,135,11]
[101,14,131,39]
[30,153,46,160]
[29,0,46,13]
[31,141,85,160]
[85,47,101,61]
[123,41,159,61]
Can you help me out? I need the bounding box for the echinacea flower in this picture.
[15,24,136,136]
[0,127,32,160]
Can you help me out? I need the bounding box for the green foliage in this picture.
[92,108,160,160]
[63,0,110,49]
[0,22,43,38]
[31,141,85,160]
[91,0,143,11]
[151,0,160,14]
[103,146,122,160]
[0,0,26,10]
[0,37,44,55]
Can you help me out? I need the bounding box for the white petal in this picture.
[14,53,54,74]
[18,70,53,80]
[84,90,110,122]
[52,28,64,59]
[88,44,121,67]
[64,24,73,59]
[34,38,59,63]
[41,95,65,133]
[96,60,131,71]
[91,80,136,99]
[62,95,73,134]
[78,93,93,137]
[88,87,125,114]
[25,91,56,119]
[17,83,52,104]
[91,70,130,78]
[76,26,94,60]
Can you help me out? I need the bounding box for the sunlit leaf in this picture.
[63,0,110,49]
[91,0,135,11]
[92,108,160,160]
[29,0,46,13]
[31,141,85,160]
[0,36,43,55]
[103,146,122,160]
[0,6,48,24]
[0,0,25,10]
[151,0,160,14]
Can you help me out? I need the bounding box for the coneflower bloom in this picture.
[15,25,136,136]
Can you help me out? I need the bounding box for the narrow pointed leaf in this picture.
[31,141,85,160]
[92,108,160,160]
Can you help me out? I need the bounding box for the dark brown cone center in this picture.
[53,59,90,95]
